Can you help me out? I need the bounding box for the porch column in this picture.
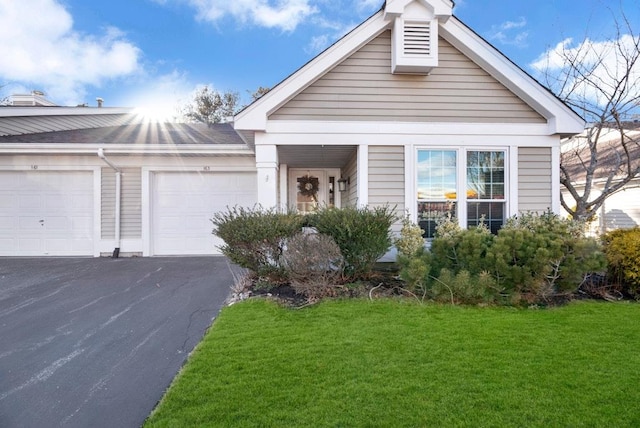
[357,144,369,207]
[255,144,279,208]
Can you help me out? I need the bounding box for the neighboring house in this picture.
[561,124,640,235]
[0,0,584,257]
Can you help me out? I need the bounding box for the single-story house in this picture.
[0,0,584,257]
[561,124,640,234]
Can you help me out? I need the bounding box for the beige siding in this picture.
[368,146,405,233]
[518,147,552,213]
[101,167,142,239]
[0,114,136,136]
[271,31,544,123]
[342,151,358,207]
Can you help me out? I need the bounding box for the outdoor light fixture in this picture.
[337,176,350,192]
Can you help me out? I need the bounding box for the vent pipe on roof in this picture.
[96,97,104,108]
[97,148,122,258]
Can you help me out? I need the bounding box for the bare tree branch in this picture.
[539,9,640,223]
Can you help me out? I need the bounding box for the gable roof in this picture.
[234,1,584,136]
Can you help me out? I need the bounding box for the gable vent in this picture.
[403,21,431,56]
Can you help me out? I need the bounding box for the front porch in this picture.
[255,144,362,211]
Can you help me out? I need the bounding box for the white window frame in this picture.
[413,146,510,234]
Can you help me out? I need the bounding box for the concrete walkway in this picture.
[0,257,239,428]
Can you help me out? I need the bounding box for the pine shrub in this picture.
[430,217,494,276]
[487,211,605,302]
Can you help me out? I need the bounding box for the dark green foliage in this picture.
[308,205,396,280]
[430,218,494,276]
[211,206,304,282]
[602,227,640,299]
[487,211,605,302]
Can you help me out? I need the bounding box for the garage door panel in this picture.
[19,195,42,210]
[0,216,16,230]
[152,171,256,256]
[0,170,94,256]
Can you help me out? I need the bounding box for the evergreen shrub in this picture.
[487,211,605,302]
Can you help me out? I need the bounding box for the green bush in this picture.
[430,217,494,277]
[602,227,640,299]
[308,205,397,280]
[397,249,431,295]
[211,206,304,282]
[431,269,500,305]
[487,211,605,302]
[395,216,425,258]
[395,217,430,295]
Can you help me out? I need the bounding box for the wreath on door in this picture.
[298,175,319,199]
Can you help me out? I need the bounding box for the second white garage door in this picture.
[152,171,256,255]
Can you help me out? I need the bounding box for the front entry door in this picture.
[288,169,339,213]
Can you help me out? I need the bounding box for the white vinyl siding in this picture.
[518,147,552,213]
[270,31,544,123]
[369,146,404,233]
[101,168,142,239]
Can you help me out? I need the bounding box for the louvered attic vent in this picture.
[403,22,431,56]
[392,18,438,74]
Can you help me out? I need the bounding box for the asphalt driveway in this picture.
[0,257,239,428]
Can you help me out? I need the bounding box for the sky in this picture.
[0,0,638,117]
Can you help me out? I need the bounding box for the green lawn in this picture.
[145,300,640,427]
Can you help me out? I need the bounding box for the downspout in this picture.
[97,148,121,258]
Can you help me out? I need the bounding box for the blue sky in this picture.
[0,0,638,116]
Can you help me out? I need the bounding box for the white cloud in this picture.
[356,0,382,13]
[0,0,141,105]
[487,17,529,48]
[185,0,318,32]
[530,34,640,116]
[304,18,358,54]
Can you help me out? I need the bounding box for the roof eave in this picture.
[0,106,135,118]
[0,143,255,156]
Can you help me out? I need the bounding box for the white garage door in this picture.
[152,171,256,256]
[0,170,94,256]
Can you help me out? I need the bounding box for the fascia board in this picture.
[0,107,134,117]
[265,120,551,137]
[0,143,255,155]
[440,18,585,136]
[234,10,389,131]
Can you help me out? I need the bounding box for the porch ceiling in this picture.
[278,145,357,168]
